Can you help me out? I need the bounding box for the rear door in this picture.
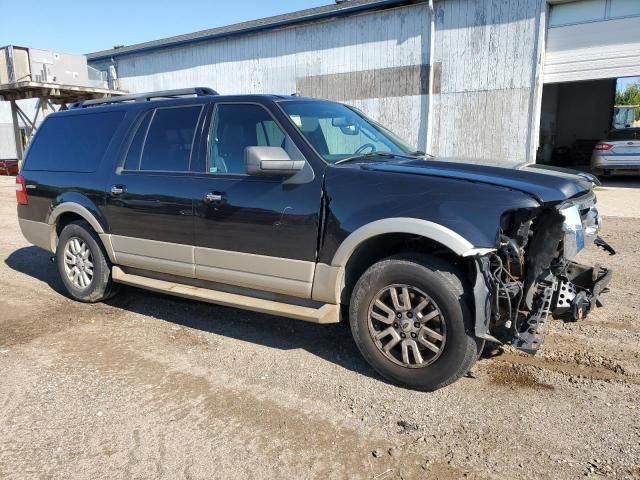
[104,102,205,278]
[191,101,323,298]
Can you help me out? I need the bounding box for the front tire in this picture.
[349,254,482,391]
[56,220,117,303]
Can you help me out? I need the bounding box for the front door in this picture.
[191,102,322,298]
[105,103,205,278]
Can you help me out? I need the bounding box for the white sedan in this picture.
[591,128,640,177]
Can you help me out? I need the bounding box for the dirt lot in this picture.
[0,175,638,479]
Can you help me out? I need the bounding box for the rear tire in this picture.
[56,221,118,303]
[349,254,482,391]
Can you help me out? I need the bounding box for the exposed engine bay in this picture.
[475,192,615,354]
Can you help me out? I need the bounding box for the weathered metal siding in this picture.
[91,4,431,149]
[0,124,17,159]
[430,0,544,164]
[0,100,44,160]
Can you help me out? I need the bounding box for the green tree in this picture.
[615,82,640,106]
[615,82,640,122]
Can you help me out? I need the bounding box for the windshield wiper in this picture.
[334,152,397,165]
[411,150,434,158]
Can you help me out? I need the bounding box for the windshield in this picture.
[278,100,414,163]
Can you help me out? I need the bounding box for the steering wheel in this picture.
[354,143,376,155]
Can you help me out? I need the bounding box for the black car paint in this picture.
[19,94,592,270]
[364,159,592,204]
[190,100,324,261]
[317,164,541,264]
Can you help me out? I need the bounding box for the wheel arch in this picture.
[312,218,495,306]
[46,202,116,262]
[49,203,105,236]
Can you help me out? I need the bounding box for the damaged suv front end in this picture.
[476,189,614,353]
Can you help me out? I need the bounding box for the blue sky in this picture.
[0,0,330,54]
[617,77,640,93]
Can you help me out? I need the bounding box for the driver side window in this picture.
[209,104,286,174]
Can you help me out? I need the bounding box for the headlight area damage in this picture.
[472,193,615,354]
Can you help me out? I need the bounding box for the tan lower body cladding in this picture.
[107,235,342,303]
[17,221,344,307]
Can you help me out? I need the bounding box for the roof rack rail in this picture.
[71,87,219,108]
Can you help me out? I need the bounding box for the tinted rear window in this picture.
[123,111,153,170]
[139,106,202,171]
[24,111,124,172]
[606,129,640,141]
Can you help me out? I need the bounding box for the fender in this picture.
[330,217,491,267]
[44,194,115,261]
[47,192,108,234]
[311,217,495,305]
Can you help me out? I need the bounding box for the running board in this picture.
[112,266,340,324]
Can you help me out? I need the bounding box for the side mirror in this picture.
[245,146,305,176]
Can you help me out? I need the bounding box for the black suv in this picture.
[16,87,613,390]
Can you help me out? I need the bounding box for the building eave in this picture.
[87,0,425,62]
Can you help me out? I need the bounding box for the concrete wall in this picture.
[91,4,431,150]
[429,0,545,164]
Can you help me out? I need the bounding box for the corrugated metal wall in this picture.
[91,4,431,150]
[1,1,547,164]
[430,0,545,164]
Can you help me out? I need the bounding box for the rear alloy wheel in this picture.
[350,254,483,391]
[63,237,95,290]
[56,220,118,303]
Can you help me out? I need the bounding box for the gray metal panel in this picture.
[87,0,426,60]
[296,65,430,101]
[27,48,89,86]
[545,16,640,83]
[89,3,431,150]
[0,123,17,159]
[429,0,546,164]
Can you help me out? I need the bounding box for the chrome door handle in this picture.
[204,192,223,203]
[111,185,125,196]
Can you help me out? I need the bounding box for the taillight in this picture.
[15,175,28,205]
[594,143,613,151]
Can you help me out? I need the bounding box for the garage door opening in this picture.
[537,76,640,170]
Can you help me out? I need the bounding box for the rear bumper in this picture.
[591,157,640,170]
[18,218,53,252]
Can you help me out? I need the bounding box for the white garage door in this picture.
[544,0,640,83]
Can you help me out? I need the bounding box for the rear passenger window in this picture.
[139,106,202,171]
[123,111,152,170]
[24,111,124,172]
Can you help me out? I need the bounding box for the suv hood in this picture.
[360,158,593,204]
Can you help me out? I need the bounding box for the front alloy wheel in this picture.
[368,284,446,368]
[349,254,482,391]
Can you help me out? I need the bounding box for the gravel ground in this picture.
[596,178,640,218]
[0,175,638,479]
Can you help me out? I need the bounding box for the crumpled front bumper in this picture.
[551,262,613,321]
